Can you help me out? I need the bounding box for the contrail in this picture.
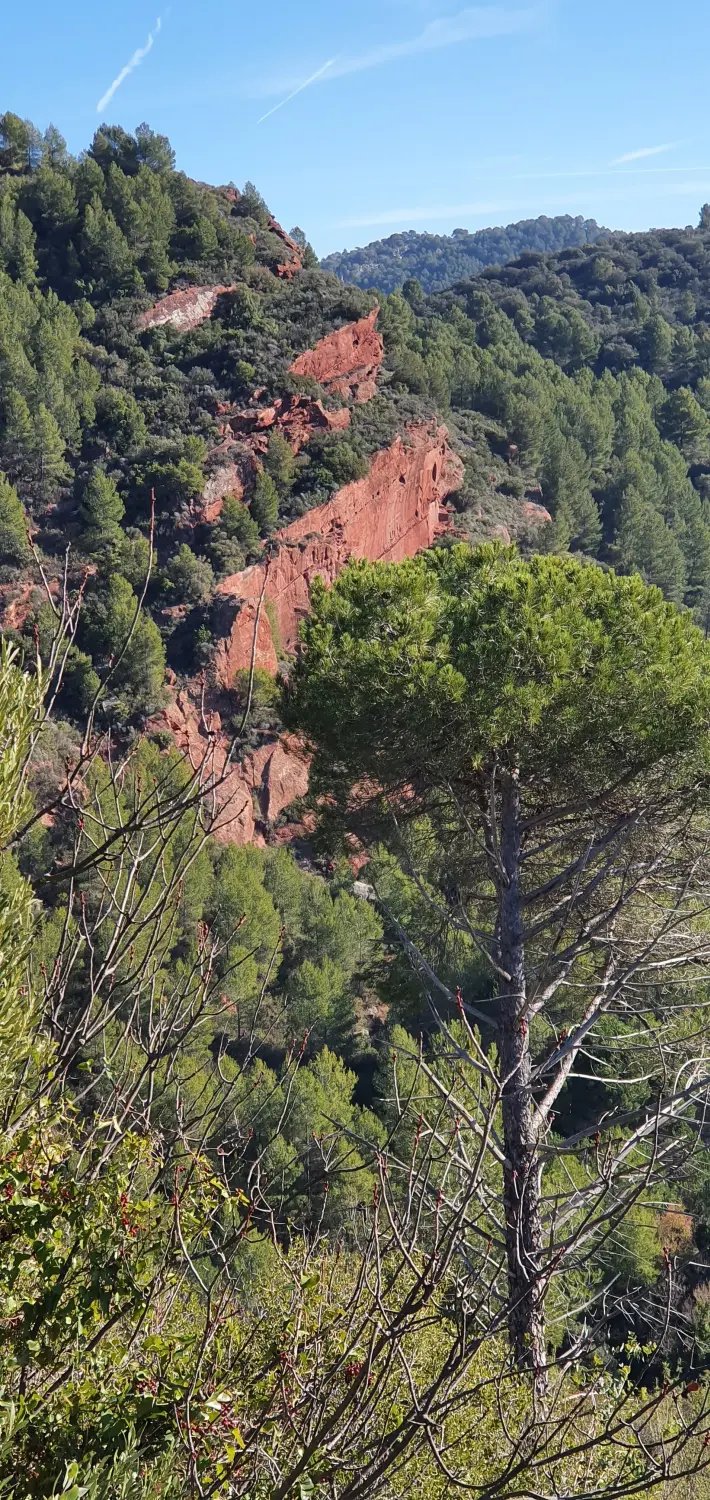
[257,59,336,124]
[97,17,162,113]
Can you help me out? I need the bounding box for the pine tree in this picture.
[0,474,30,565]
[79,467,125,548]
[31,403,69,505]
[660,386,709,456]
[0,197,37,283]
[80,202,142,296]
[251,470,279,534]
[0,114,30,174]
[41,125,69,169]
[616,488,687,602]
[263,429,296,497]
[0,391,34,488]
[135,123,175,174]
[639,312,674,374]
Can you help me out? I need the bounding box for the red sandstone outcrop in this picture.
[136,284,236,334]
[289,310,383,403]
[267,218,304,279]
[198,453,253,524]
[151,689,309,844]
[0,579,58,631]
[212,424,464,685]
[225,394,351,455]
[195,398,351,524]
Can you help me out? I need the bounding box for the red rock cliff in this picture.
[212,424,464,684]
[154,690,310,845]
[289,309,383,403]
[152,424,462,846]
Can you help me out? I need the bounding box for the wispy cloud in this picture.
[257,59,337,124]
[254,7,540,98]
[96,17,162,114]
[328,6,539,78]
[612,144,675,165]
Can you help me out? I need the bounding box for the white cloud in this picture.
[96,18,162,114]
[254,7,540,97]
[257,60,337,124]
[611,144,674,165]
[329,6,539,78]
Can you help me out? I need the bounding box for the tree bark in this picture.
[496,767,547,1391]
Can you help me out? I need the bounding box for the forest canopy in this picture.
[321,214,611,293]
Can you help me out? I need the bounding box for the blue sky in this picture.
[3,0,710,257]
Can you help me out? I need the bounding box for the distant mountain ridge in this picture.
[321,214,612,294]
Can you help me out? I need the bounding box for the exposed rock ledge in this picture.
[289,309,383,404]
[212,423,464,682]
[136,284,237,334]
[193,312,384,525]
[151,423,463,845]
[155,690,310,846]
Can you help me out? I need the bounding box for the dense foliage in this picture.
[6,104,710,1495]
[321,214,610,293]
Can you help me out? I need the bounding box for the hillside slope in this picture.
[2,110,710,846]
[5,113,710,1497]
[321,213,611,293]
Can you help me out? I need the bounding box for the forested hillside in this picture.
[321,213,610,293]
[5,106,710,1498]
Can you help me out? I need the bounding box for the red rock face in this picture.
[154,423,462,846]
[289,309,384,403]
[212,424,464,686]
[136,284,236,334]
[150,690,309,845]
[521,499,553,528]
[226,394,351,455]
[0,580,52,631]
[195,399,351,525]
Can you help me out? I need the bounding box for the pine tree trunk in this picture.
[497,768,547,1392]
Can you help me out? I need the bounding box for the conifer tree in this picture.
[31,402,69,504]
[0,391,34,488]
[661,385,710,455]
[263,429,296,497]
[79,466,125,548]
[251,469,280,534]
[0,473,30,565]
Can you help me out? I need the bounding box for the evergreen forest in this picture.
[321,215,611,294]
[4,107,710,1499]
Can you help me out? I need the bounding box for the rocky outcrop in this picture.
[154,424,462,845]
[225,394,351,455]
[198,453,253,524]
[522,499,553,528]
[151,689,309,845]
[268,219,304,279]
[194,397,352,525]
[0,580,53,631]
[289,309,383,403]
[136,284,236,334]
[212,424,464,685]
